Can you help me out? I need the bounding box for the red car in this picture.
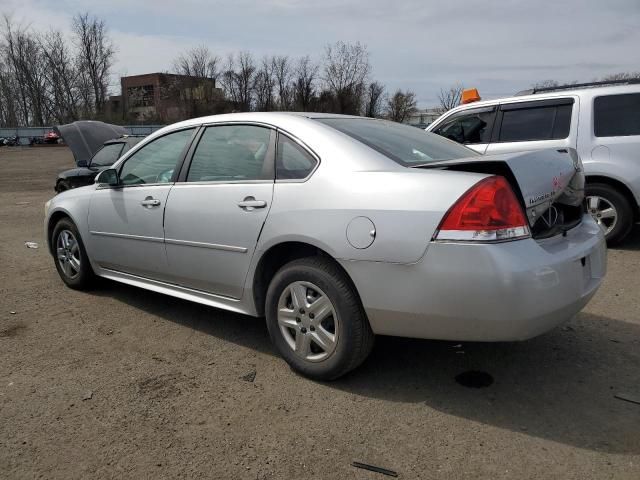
[43,130,60,144]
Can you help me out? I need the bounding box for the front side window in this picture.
[119,128,195,185]
[276,134,317,179]
[594,93,640,137]
[317,118,477,166]
[187,125,272,182]
[90,143,124,167]
[499,102,572,142]
[433,108,496,145]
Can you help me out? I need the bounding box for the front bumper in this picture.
[341,215,607,342]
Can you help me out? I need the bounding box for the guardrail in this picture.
[0,125,165,145]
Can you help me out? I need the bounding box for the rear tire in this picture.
[586,183,633,246]
[265,256,374,380]
[52,218,95,290]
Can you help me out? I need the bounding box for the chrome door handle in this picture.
[238,197,267,210]
[141,197,161,207]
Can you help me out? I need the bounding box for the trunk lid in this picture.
[412,148,585,237]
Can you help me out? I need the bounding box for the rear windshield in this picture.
[316,118,478,166]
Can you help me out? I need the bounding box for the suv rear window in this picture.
[594,93,640,137]
[316,118,477,166]
[498,101,572,142]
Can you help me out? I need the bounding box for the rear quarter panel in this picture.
[258,168,486,264]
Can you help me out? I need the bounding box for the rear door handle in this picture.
[141,197,161,208]
[238,197,267,210]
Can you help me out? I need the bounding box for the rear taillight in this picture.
[434,176,530,242]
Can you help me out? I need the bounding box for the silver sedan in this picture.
[45,112,607,379]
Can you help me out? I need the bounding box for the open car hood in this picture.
[54,121,128,165]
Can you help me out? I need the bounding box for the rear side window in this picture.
[594,93,640,137]
[276,134,317,179]
[498,101,572,142]
[90,143,124,167]
[432,107,496,145]
[317,117,477,166]
[187,125,272,182]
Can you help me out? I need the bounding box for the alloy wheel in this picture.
[587,195,617,236]
[277,281,339,362]
[56,229,81,279]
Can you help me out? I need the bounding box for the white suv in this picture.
[427,81,640,244]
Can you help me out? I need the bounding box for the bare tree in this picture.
[323,41,370,114]
[236,52,256,111]
[220,52,256,111]
[254,56,275,111]
[0,12,119,126]
[386,89,417,123]
[532,79,559,89]
[364,81,385,118]
[220,54,239,108]
[1,16,49,126]
[600,71,640,81]
[272,55,293,110]
[437,85,463,113]
[170,45,224,117]
[72,12,115,115]
[40,30,81,123]
[293,55,318,111]
[0,59,21,126]
[173,45,220,85]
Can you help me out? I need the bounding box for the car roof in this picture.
[160,111,372,129]
[442,83,640,115]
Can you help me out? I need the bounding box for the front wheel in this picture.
[52,218,95,289]
[586,183,633,246]
[265,257,374,380]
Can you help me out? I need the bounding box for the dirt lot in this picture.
[1,146,639,479]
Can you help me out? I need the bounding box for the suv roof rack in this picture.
[516,77,640,96]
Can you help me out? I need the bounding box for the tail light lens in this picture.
[434,176,530,242]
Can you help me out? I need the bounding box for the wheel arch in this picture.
[47,209,74,255]
[251,241,363,317]
[55,178,69,192]
[585,175,640,220]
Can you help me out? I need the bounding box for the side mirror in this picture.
[77,160,88,167]
[95,168,119,186]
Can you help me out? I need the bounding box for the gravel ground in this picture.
[1,146,639,479]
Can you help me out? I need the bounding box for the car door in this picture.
[589,92,640,179]
[163,124,275,298]
[87,127,197,279]
[484,98,577,155]
[430,106,497,154]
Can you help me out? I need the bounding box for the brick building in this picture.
[117,73,223,123]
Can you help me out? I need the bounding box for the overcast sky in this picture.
[3,0,640,107]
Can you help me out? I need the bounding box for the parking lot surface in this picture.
[1,147,639,479]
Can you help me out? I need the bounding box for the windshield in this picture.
[90,143,125,167]
[316,117,478,166]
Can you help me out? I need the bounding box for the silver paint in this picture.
[45,112,607,342]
